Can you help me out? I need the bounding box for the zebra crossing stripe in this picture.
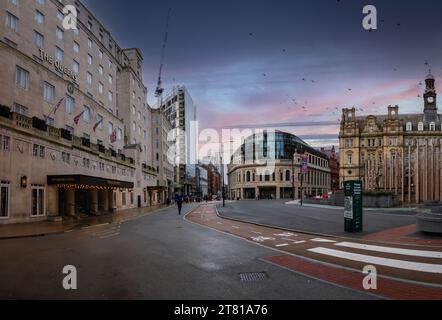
[335,242,442,259]
[308,247,442,274]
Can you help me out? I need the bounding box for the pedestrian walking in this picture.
[176,196,184,215]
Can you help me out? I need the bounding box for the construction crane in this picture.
[155,8,172,99]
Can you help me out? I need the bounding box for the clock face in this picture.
[427,97,435,103]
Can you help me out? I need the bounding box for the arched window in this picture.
[265,171,270,182]
[253,173,256,182]
[285,170,291,181]
[406,122,412,132]
[272,172,276,181]
[238,173,241,182]
[246,171,251,182]
[418,122,424,131]
[346,152,353,165]
[280,172,283,181]
[430,122,436,131]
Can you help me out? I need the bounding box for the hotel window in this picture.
[56,27,64,41]
[108,91,113,102]
[5,12,18,32]
[31,186,45,217]
[99,50,103,60]
[132,121,136,132]
[117,128,122,141]
[57,10,64,22]
[2,136,10,151]
[406,122,412,132]
[36,0,44,5]
[99,65,103,76]
[83,107,90,122]
[88,21,92,30]
[122,192,126,206]
[73,60,79,74]
[86,72,93,85]
[14,103,28,116]
[418,122,424,131]
[9,0,19,6]
[73,27,79,36]
[138,126,141,136]
[132,106,136,115]
[108,121,113,135]
[109,75,113,85]
[109,60,113,69]
[430,122,436,131]
[87,38,93,49]
[138,111,141,120]
[16,66,29,90]
[43,82,54,103]
[73,41,80,53]
[62,152,70,164]
[33,30,44,48]
[87,54,93,65]
[143,130,146,139]
[55,47,63,61]
[35,10,44,24]
[98,82,104,94]
[66,95,74,114]
[0,182,10,218]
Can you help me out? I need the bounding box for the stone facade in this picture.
[0,0,168,224]
[339,73,442,204]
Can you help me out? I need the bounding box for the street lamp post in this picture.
[293,149,297,201]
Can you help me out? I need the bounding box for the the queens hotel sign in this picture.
[38,49,77,82]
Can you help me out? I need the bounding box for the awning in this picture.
[47,175,134,189]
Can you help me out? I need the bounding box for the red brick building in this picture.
[321,146,340,191]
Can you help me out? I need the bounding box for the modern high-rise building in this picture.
[160,86,197,196]
[0,0,161,224]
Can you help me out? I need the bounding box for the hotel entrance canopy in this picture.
[47,175,134,189]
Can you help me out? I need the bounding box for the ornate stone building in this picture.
[339,73,442,204]
[228,131,331,200]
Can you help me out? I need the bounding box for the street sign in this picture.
[344,180,363,233]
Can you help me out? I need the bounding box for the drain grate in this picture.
[239,272,268,282]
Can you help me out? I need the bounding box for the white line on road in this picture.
[335,242,442,259]
[251,231,262,235]
[308,247,442,274]
[275,244,290,247]
[231,226,240,229]
[311,238,338,243]
[100,232,120,239]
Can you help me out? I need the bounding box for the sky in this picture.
[84,0,442,148]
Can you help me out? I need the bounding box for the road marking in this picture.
[293,241,307,244]
[251,231,262,235]
[308,247,442,274]
[274,232,296,237]
[276,244,290,247]
[81,223,110,230]
[252,236,276,243]
[231,226,240,229]
[335,242,442,259]
[100,232,120,239]
[217,222,223,225]
[311,238,338,243]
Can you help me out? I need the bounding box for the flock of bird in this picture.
[246,18,437,124]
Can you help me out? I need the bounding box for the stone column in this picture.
[102,190,109,212]
[276,187,281,200]
[90,188,98,215]
[408,143,411,204]
[66,188,76,217]
[46,186,58,217]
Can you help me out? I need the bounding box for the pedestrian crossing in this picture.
[80,223,121,239]
[308,242,442,275]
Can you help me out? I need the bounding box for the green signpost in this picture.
[344,180,363,233]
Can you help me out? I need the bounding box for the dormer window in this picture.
[418,122,424,131]
[430,122,436,131]
[406,122,412,132]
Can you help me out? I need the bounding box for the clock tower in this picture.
[423,71,438,122]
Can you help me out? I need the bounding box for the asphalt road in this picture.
[217,200,417,237]
[0,204,376,300]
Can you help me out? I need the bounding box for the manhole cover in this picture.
[239,272,268,282]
